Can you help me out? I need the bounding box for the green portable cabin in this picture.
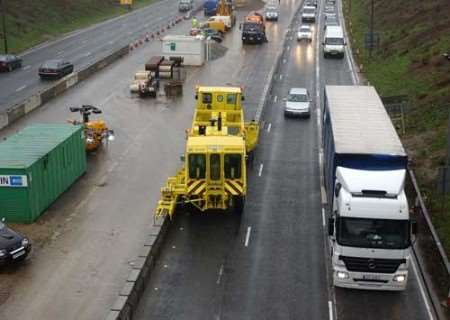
[0,124,86,223]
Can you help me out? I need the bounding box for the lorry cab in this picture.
[204,0,219,16]
[329,167,412,291]
[323,26,346,58]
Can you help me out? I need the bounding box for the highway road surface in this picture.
[0,0,437,319]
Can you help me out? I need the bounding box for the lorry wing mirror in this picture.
[334,183,342,197]
[412,220,418,235]
[239,23,242,30]
[180,154,186,163]
[322,41,325,45]
[328,217,334,236]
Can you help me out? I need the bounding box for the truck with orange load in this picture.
[241,12,267,44]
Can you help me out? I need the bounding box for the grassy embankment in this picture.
[342,0,450,253]
[0,0,157,54]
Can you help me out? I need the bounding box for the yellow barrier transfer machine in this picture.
[155,86,259,219]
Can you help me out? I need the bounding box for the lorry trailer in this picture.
[155,86,259,219]
[323,85,416,291]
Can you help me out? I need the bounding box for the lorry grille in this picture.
[340,256,405,274]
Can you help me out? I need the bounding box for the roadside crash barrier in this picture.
[106,216,171,320]
[0,45,129,131]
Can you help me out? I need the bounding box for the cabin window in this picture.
[202,93,212,104]
[188,154,206,179]
[224,154,241,179]
[227,94,237,105]
[210,154,221,180]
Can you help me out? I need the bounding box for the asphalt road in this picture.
[0,0,201,110]
[134,1,436,320]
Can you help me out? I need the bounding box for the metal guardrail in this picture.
[407,169,450,320]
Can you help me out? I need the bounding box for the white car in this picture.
[297,25,313,41]
[302,5,316,22]
[265,5,279,21]
[284,88,312,117]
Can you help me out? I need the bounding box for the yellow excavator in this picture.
[68,105,114,152]
[155,86,259,220]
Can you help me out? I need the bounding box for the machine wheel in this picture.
[233,196,245,215]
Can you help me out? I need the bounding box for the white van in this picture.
[265,3,279,21]
[323,26,346,58]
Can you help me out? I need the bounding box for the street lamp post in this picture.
[1,0,7,53]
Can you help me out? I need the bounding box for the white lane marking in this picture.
[283,58,287,64]
[15,85,26,92]
[216,264,224,284]
[322,208,326,227]
[258,163,264,177]
[273,95,278,103]
[287,45,290,51]
[279,74,283,80]
[57,50,64,56]
[84,52,92,57]
[22,65,31,70]
[267,123,272,133]
[411,255,435,320]
[328,300,334,320]
[244,226,252,247]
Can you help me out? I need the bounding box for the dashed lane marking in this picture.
[328,300,334,320]
[244,226,252,247]
[267,123,272,133]
[216,264,224,284]
[258,163,264,177]
[15,85,26,92]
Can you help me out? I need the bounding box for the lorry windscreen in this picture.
[243,23,262,32]
[336,217,410,249]
[325,37,344,45]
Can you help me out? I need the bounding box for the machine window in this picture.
[227,94,237,105]
[188,154,206,179]
[202,93,213,104]
[210,154,221,180]
[217,95,224,102]
[224,154,241,179]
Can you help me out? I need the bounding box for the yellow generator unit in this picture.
[155,86,259,219]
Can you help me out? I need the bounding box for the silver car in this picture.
[284,88,312,117]
[297,25,313,41]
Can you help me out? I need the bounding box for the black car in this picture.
[202,28,223,43]
[39,59,74,79]
[0,220,31,266]
[0,54,22,72]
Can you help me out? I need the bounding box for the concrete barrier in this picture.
[0,44,130,131]
[7,104,25,124]
[106,216,171,320]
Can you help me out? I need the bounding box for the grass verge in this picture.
[1,0,157,54]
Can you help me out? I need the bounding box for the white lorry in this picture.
[323,85,417,291]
